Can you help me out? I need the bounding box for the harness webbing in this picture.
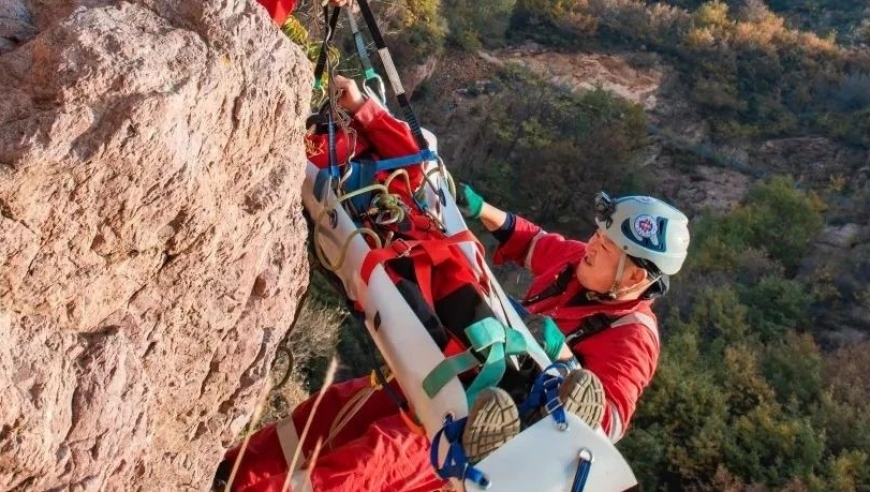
[429,415,489,488]
[311,149,437,213]
[325,107,339,184]
[355,0,429,150]
[345,9,386,105]
[360,230,480,307]
[564,313,619,347]
[422,317,528,407]
[517,362,572,430]
[345,9,375,79]
[571,449,594,492]
[522,263,575,306]
[519,263,657,347]
[312,7,341,90]
[365,150,438,171]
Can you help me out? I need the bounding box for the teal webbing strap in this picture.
[462,318,507,405]
[346,9,378,82]
[422,351,479,399]
[422,318,529,406]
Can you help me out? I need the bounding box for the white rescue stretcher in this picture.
[294,130,639,492]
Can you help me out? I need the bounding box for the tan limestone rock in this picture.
[0,0,311,490]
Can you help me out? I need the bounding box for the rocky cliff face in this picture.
[483,43,664,110]
[0,1,311,490]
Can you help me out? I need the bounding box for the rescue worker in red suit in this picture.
[453,183,691,450]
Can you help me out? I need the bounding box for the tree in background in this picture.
[457,66,649,236]
[442,0,516,50]
[382,0,447,64]
[531,0,870,146]
[511,0,597,43]
[691,175,825,275]
[619,174,869,490]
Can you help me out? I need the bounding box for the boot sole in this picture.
[559,370,605,428]
[462,388,521,463]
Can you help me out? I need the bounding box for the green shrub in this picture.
[442,0,516,50]
[740,275,813,340]
[539,0,870,147]
[692,175,825,274]
[762,332,823,410]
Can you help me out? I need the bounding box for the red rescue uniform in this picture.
[493,216,660,442]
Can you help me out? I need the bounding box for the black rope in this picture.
[354,0,429,150]
[522,263,576,306]
[312,6,341,88]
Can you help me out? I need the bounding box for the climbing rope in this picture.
[321,366,393,450]
[313,161,440,273]
[310,156,462,274]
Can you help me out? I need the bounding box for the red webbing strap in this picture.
[361,239,422,282]
[360,230,481,307]
[408,244,440,308]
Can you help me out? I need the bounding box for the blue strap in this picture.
[412,187,432,215]
[326,111,340,184]
[571,450,594,492]
[368,149,438,173]
[343,160,379,212]
[517,362,570,429]
[508,296,530,318]
[335,150,438,211]
[429,415,490,488]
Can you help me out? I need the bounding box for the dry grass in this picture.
[261,296,349,425]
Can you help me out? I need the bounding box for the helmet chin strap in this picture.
[584,253,628,302]
[606,253,628,300]
[588,252,659,302]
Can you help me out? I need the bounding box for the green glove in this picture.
[455,181,484,219]
[524,314,567,362]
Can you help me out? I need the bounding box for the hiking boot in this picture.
[559,368,606,429]
[462,387,521,463]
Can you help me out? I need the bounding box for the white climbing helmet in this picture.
[593,192,690,276]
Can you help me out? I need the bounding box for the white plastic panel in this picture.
[471,414,638,492]
[364,266,470,438]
